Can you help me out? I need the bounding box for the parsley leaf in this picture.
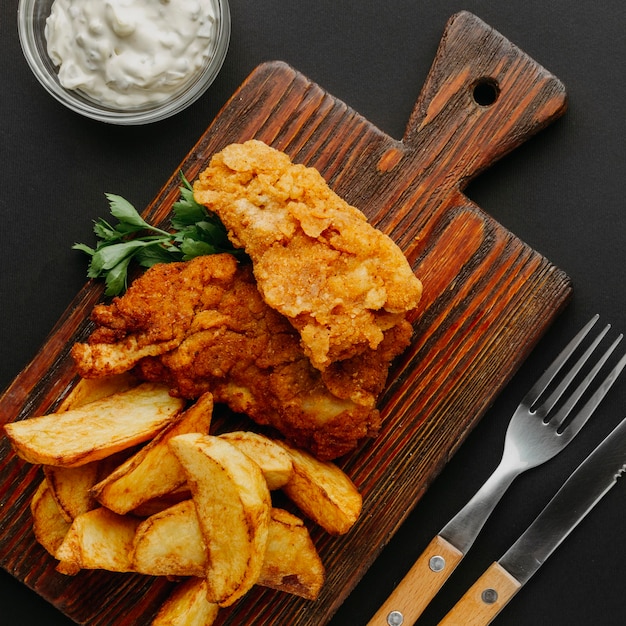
[73,172,243,296]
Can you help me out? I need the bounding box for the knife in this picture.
[437,415,626,625]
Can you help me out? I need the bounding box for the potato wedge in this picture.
[276,440,362,535]
[92,392,213,514]
[131,487,191,518]
[152,577,219,626]
[43,462,100,522]
[4,383,184,467]
[133,501,324,599]
[55,507,141,572]
[56,372,139,412]
[30,479,73,559]
[132,500,206,578]
[219,431,293,490]
[258,508,325,600]
[169,434,271,606]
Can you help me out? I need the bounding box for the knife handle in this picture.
[438,562,522,626]
[367,535,463,625]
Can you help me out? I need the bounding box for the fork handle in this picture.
[366,535,463,625]
[438,562,522,626]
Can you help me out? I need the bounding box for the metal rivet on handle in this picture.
[387,610,404,626]
[429,555,446,572]
[481,588,498,604]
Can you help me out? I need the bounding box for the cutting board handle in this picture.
[402,11,567,186]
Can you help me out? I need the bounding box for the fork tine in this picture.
[539,323,612,416]
[556,344,626,436]
[524,314,599,408]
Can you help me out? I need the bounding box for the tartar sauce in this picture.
[45,0,218,109]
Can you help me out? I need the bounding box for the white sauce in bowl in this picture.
[45,0,218,109]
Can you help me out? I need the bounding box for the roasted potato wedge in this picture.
[132,500,205,578]
[4,383,184,467]
[130,487,191,517]
[219,431,293,490]
[56,372,139,412]
[276,440,362,535]
[169,434,271,606]
[43,462,100,522]
[152,577,219,626]
[55,507,141,572]
[30,479,73,559]
[92,393,213,514]
[258,508,325,600]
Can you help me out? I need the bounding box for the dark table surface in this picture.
[2,1,625,624]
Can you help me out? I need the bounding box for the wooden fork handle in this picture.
[367,535,463,625]
[438,562,522,626]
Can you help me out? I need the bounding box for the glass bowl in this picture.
[17,0,231,125]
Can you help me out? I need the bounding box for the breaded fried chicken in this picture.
[193,140,422,371]
[71,254,412,459]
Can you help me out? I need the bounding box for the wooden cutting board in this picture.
[0,11,571,625]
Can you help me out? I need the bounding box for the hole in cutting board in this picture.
[473,78,500,106]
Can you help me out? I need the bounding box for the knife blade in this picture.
[438,415,626,626]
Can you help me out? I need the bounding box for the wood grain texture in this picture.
[438,562,522,626]
[366,535,464,625]
[0,12,570,626]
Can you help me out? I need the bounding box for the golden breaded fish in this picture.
[193,140,422,370]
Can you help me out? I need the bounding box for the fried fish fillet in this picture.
[71,254,238,378]
[71,255,412,459]
[193,140,422,370]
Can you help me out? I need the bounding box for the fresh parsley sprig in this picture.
[73,172,240,296]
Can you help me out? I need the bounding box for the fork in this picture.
[367,314,626,626]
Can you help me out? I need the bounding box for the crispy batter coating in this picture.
[193,140,422,371]
[71,254,239,378]
[71,255,412,459]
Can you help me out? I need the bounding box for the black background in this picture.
[1,1,625,624]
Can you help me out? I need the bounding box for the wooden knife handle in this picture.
[367,535,463,625]
[438,562,522,626]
